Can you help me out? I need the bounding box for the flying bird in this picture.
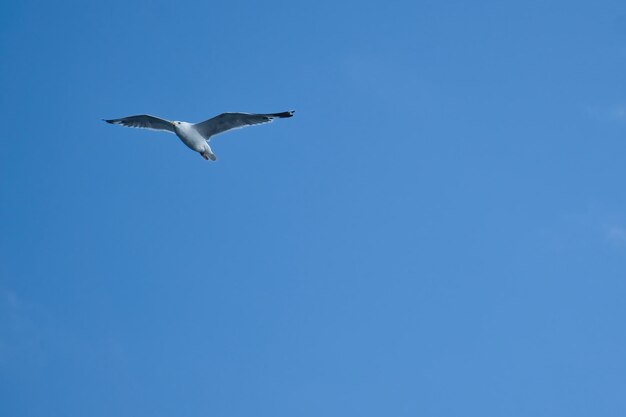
[103,111,294,161]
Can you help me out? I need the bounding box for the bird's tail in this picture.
[268,111,295,118]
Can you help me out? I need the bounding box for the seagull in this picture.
[103,111,294,161]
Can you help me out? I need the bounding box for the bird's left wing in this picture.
[103,115,175,133]
[193,111,294,139]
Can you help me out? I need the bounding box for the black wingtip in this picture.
[271,111,295,118]
[103,119,115,124]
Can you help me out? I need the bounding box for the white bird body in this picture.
[103,111,294,161]
[173,121,215,160]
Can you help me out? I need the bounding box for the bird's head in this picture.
[171,121,182,129]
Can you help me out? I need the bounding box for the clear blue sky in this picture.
[1,0,626,415]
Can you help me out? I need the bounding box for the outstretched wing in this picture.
[103,115,175,133]
[193,111,294,139]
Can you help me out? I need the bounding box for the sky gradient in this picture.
[1,0,626,416]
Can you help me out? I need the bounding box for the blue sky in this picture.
[1,0,626,415]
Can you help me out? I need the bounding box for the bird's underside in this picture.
[103,111,294,161]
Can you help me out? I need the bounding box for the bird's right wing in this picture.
[103,115,175,133]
